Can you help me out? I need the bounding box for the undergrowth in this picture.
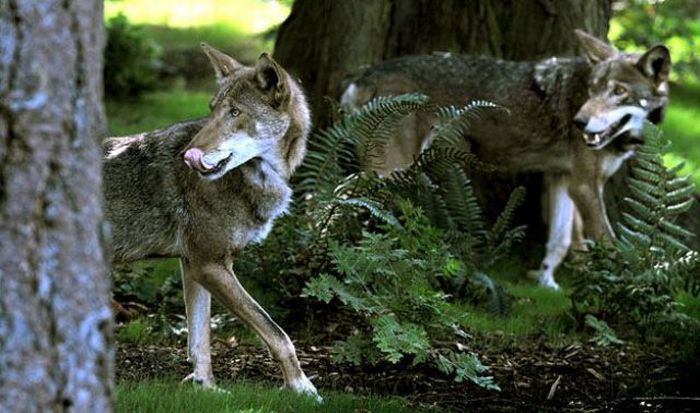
[570,123,700,342]
[258,94,524,389]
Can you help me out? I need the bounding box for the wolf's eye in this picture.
[230,108,241,117]
[613,86,627,96]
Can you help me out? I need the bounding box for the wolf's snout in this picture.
[573,116,588,131]
[183,148,214,171]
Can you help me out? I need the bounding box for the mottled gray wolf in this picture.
[341,30,670,289]
[104,43,320,399]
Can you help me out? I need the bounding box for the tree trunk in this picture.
[275,0,612,122]
[0,1,113,412]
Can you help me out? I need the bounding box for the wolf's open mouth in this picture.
[200,153,232,176]
[584,114,632,149]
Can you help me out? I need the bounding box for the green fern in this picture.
[372,315,431,364]
[290,95,527,388]
[431,101,508,149]
[302,202,498,388]
[618,124,696,255]
[297,93,429,196]
[436,352,500,391]
[585,315,624,347]
[571,123,699,338]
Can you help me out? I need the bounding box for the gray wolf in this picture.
[104,43,320,399]
[341,30,671,289]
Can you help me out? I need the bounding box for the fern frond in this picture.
[297,93,430,196]
[431,101,507,148]
[441,166,485,234]
[336,198,400,227]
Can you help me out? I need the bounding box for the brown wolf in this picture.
[341,31,671,289]
[104,44,320,399]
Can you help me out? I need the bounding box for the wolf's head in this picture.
[182,44,310,181]
[573,30,670,150]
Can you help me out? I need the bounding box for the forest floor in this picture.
[116,337,699,412]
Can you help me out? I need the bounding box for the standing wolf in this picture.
[341,31,671,289]
[104,44,320,398]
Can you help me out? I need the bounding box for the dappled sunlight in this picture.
[105,0,290,33]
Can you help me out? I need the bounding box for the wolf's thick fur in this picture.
[104,44,319,398]
[342,31,671,289]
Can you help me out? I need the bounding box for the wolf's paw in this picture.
[528,269,561,291]
[286,375,323,403]
[538,277,561,291]
[181,372,218,390]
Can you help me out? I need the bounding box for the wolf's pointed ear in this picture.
[255,53,291,108]
[201,42,243,83]
[575,30,617,64]
[637,45,671,86]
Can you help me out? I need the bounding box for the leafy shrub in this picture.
[112,261,182,309]
[272,95,527,389]
[105,13,162,99]
[234,95,523,388]
[303,202,498,390]
[585,315,624,347]
[570,124,699,339]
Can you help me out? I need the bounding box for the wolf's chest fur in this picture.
[176,151,293,258]
[210,160,292,248]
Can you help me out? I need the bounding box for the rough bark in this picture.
[0,1,113,412]
[275,0,612,122]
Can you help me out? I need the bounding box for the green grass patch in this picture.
[117,318,157,345]
[117,380,429,413]
[451,255,577,342]
[106,90,211,136]
[460,284,573,340]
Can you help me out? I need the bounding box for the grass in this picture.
[117,318,157,345]
[106,90,211,136]
[453,255,577,343]
[460,285,573,339]
[117,380,430,413]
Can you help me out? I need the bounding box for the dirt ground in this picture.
[116,337,700,413]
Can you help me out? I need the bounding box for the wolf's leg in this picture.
[571,206,587,251]
[189,259,321,401]
[532,174,574,290]
[181,259,215,387]
[569,181,615,241]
